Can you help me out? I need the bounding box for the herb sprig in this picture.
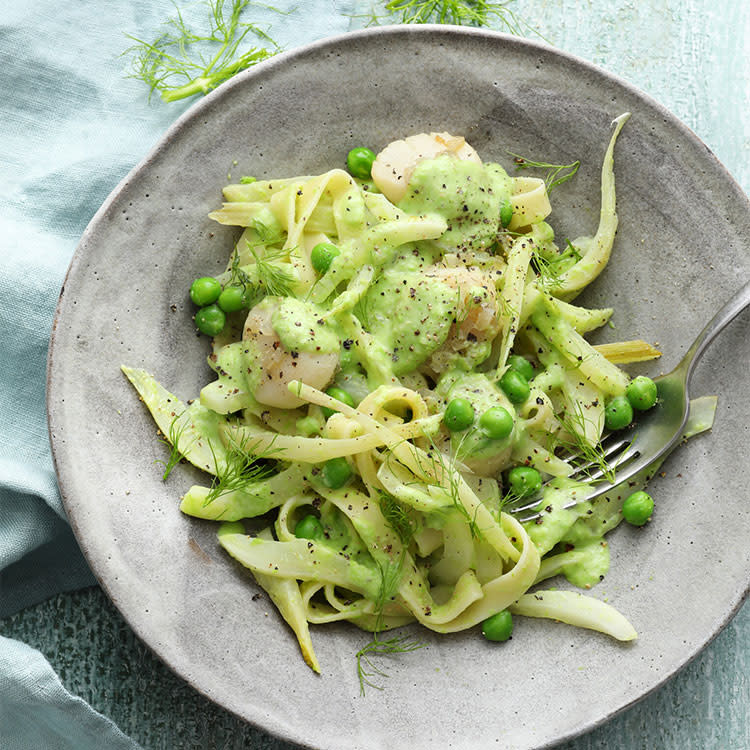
[508,152,581,192]
[128,1,542,104]
[356,492,423,695]
[554,405,616,484]
[378,491,418,545]
[244,219,296,297]
[371,0,529,34]
[204,434,279,505]
[418,434,486,539]
[228,220,295,302]
[156,414,193,480]
[498,485,527,515]
[126,0,279,102]
[248,244,296,297]
[531,239,582,289]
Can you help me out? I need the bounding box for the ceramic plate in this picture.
[48,26,750,750]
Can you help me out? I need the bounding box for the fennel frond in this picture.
[248,245,296,298]
[508,152,581,192]
[355,556,423,695]
[531,240,582,290]
[378,492,418,546]
[125,0,279,102]
[204,433,279,505]
[553,405,617,484]
[371,0,531,35]
[156,414,193,480]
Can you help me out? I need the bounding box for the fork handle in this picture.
[680,279,750,379]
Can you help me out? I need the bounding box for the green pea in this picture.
[506,354,535,381]
[294,514,324,540]
[321,387,356,420]
[499,369,530,404]
[507,466,542,497]
[217,285,247,313]
[194,304,226,336]
[346,147,377,180]
[311,242,340,275]
[444,398,475,432]
[189,276,221,306]
[622,490,654,526]
[321,457,352,489]
[479,406,514,440]
[482,609,513,641]
[626,376,658,411]
[604,395,633,430]
[500,198,513,228]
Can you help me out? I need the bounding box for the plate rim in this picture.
[46,23,750,750]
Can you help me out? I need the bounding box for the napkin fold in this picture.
[0,636,143,750]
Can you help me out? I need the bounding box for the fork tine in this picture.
[566,433,635,481]
[554,432,628,476]
[507,433,639,520]
[579,446,642,483]
[513,440,645,521]
[506,422,651,518]
[601,433,634,458]
[503,494,544,515]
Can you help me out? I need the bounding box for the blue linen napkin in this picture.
[0,1,356,746]
[0,636,141,750]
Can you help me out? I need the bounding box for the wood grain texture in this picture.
[2,1,749,748]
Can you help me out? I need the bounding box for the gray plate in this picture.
[48,26,750,750]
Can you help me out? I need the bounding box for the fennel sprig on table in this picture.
[372,0,528,33]
[126,0,541,104]
[125,0,279,102]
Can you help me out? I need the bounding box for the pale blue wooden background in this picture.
[3,0,749,747]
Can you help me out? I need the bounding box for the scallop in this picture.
[371,132,481,204]
[243,299,338,409]
[424,264,501,373]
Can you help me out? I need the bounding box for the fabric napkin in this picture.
[0,1,357,746]
[4,1,748,748]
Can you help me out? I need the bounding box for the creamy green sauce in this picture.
[561,540,610,588]
[524,480,585,554]
[524,477,643,588]
[397,155,512,250]
[200,339,260,414]
[363,265,457,376]
[272,298,339,354]
[239,155,628,592]
[236,154,637,591]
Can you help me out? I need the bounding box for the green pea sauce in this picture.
[271,298,339,354]
[397,155,513,250]
[362,266,456,376]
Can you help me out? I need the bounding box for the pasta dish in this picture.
[122,114,715,683]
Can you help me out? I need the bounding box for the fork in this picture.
[508,279,750,522]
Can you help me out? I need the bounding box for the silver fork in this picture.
[508,279,750,522]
